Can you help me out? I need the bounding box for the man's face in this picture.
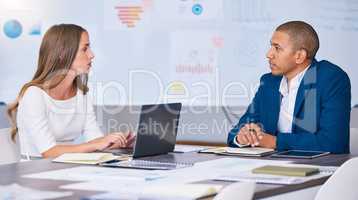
[266,31,298,77]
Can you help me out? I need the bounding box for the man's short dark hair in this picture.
[276,21,319,60]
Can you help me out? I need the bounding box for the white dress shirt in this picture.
[233,65,309,146]
[277,66,309,133]
[17,86,103,158]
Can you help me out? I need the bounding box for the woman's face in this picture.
[71,31,94,74]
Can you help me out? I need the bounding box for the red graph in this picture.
[115,6,144,28]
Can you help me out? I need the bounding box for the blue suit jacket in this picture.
[227,59,351,154]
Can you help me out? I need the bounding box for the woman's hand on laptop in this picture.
[107,131,136,149]
[125,132,136,148]
[90,133,127,151]
[106,132,137,149]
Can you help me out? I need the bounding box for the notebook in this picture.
[200,147,275,157]
[52,153,129,165]
[252,165,320,177]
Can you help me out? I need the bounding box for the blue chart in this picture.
[192,4,203,15]
[28,22,41,35]
[3,19,23,39]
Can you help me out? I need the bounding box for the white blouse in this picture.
[17,86,103,158]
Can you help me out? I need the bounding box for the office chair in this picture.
[0,128,20,165]
[350,128,358,155]
[214,182,255,200]
[315,157,358,200]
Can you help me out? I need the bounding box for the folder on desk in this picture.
[52,153,129,165]
[252,165,319,177]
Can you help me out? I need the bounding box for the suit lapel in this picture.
[293,82,305,118]
[293,60,317,119]
[270,78,282,134]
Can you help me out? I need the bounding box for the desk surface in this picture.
[0,152,355,199]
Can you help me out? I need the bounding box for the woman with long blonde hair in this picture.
[7,24,134,159]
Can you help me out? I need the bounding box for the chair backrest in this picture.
[351,107,358,128]
[350,128,358,155]
[0,128,20,165]
[0,104,10,129]
[213,182,255,200]
[315,157,358,200]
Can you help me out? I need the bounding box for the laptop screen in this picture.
[132,103,182,158]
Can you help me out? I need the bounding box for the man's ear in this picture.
[295,48,308,64]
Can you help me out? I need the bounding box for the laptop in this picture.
[101,103,192,169]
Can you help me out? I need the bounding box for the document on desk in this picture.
[50,158,291,190]
[23,166,165,182]
[216,163,337,185]
[60,179,147,193]
[154,157,291,185]
[52,153,129,165]
[0,183,72,200]
[173,144,215,153]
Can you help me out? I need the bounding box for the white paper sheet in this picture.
[154,157,292,184]
[23,166,165,182]
[0,183,72,200]
[60,179,147,193]
[173,144,213,153]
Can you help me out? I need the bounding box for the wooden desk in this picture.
[0,152,354,199]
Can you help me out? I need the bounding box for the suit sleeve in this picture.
[276,72,351,153]
[227,75,266,147]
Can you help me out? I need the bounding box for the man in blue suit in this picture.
[227,21,351,154]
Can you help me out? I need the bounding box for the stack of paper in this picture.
[52,153,129,165]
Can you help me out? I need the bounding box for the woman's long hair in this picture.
[7,24,88,141]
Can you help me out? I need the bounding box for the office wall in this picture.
[1,0,357,106]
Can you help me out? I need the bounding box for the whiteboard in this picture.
[0,0,357,106]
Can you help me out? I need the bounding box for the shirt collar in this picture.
[279,64,310,96]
